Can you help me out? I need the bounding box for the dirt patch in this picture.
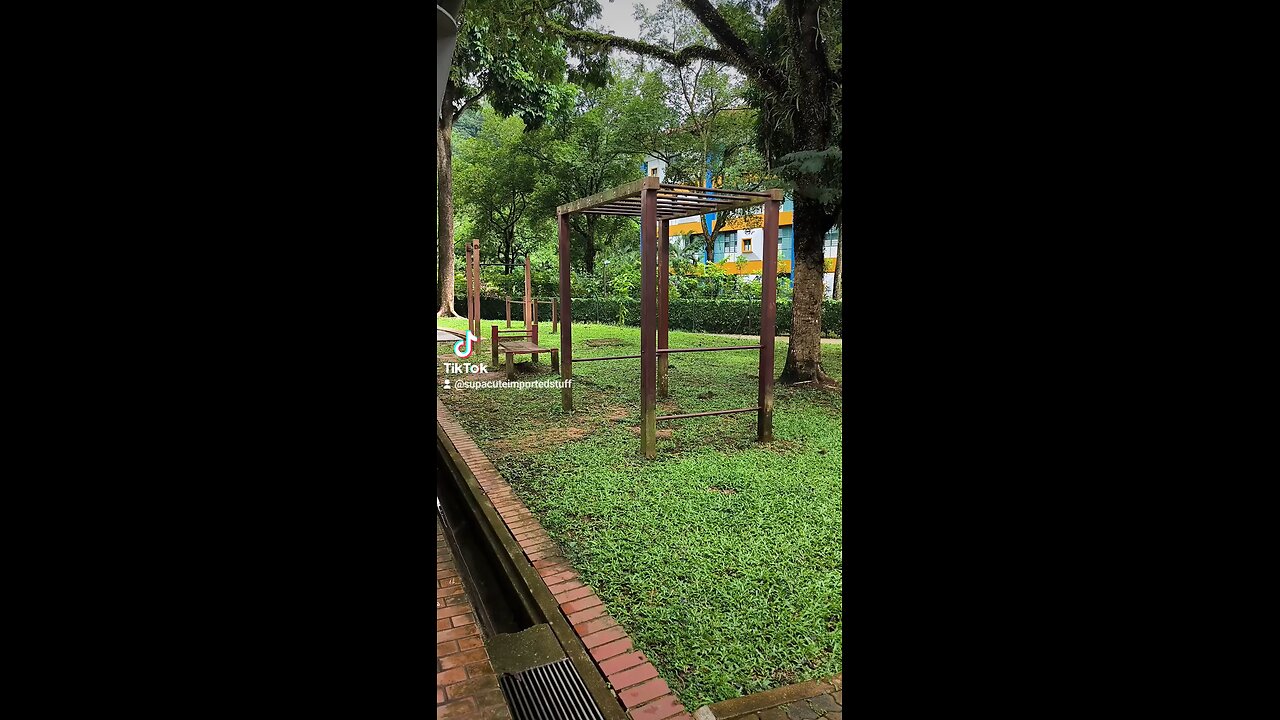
[768,439,804,454]
[696,391,714,400]
[493,426,593,454]
[602,407,631,423]
[585,338,624,347]
[707,486,737,495]
[657,401,680,413]
[626,426,674,439]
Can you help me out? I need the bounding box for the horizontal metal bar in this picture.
[572,354,642,362]
[655,345,762,354]
[656,407,760,421]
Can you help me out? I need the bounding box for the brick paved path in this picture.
[437,521,512,719]
[440,399,693,720]
[747,687,841,720]
[699,674,841,720]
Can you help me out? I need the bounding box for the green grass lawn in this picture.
[437,317,841,709]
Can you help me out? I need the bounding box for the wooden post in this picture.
[525,255,534,329]
[758,191,781,442]
[471,239,481,340]
[531,324,538,364]
[658,219,670,399]
[465,242,473,339]
[505,296,511,328]
[558,213,573,412]
[551,297,558,333]
[469,242,475,340]
[491,324,499,367]
[467,242,474,339]
[640,182,658,459]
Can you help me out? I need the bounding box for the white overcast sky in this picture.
[595,0,661,40]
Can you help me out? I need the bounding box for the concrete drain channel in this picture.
[438,426,624,720]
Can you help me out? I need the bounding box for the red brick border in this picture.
[438,523,512,720]
[439,400,693,720]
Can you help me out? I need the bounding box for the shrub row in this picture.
[455,297,842,338]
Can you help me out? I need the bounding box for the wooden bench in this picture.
[490,326,560,380]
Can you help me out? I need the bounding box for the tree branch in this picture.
[452,82,490,122]
[678,0,787,93]
[551,22,732,66]
[549,21,784,94]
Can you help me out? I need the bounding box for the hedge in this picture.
[454,296,841,338]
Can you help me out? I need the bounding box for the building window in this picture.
[650,167,659,176]
[824,226,840,250]
[708,231,737,262]
[741,237,753,253]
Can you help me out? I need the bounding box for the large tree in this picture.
[520,66,668,273]
[552,0,842,385]
[437,0,608,317]
[454,107,550,274]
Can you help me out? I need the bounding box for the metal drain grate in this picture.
[499,658,606,720]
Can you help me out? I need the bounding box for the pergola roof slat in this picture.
[557,178,781,219]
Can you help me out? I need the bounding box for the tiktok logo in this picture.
[453,331,478,359]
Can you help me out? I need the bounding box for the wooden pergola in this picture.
[556,176,783,459]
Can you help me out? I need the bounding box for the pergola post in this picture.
[558,213,573,411]
[468,239,480,341]
[758,190,782,442]
[551,297,558,333]
[551,177,774,457]
[467,242,473,338]
[640,185,658,459]
[525,255,533,330]
[658,219,670,399]
[468,240,473,335]
[505,296,511,328]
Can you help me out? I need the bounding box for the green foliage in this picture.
[521,63,661,269]
[449,0,609,130]
[774,147,841,205]
[454,107,551,264]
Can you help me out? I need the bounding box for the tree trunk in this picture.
[778,0,836,386]
[585,215,596,274]
[780,196,832,384]
[832,209,842,300]
[436,107,461,317]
